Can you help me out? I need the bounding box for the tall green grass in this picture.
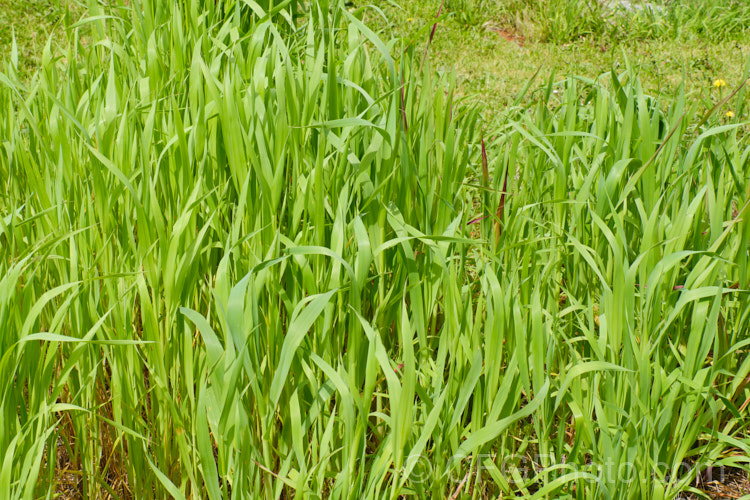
[1,0,749,498]
[479,71,750,497]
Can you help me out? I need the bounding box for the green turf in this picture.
[0,0,82,76]
[355,0,750,114]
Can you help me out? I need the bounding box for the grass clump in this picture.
[1,0,750,498]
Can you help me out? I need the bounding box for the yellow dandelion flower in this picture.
[407,17,414,22]
[713,79,727,88]
[726,110,735,118]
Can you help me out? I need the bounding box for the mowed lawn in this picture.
[356,0,750,109]
[1,0,750,499]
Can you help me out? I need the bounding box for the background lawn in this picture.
[354,0,750,111]
[4,0,750,106]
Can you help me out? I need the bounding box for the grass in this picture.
[0,0,82,76]
[355,0,750,114]
[1,0,750,498]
